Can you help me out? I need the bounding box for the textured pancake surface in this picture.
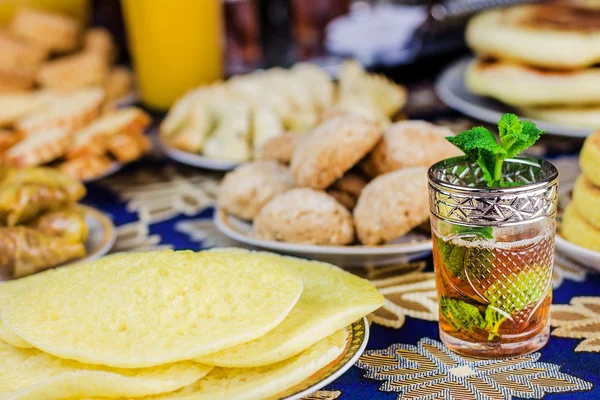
[196,250,383,367]
[562,203,600,252]
[0,339,213,400]
[466,59,600,107]
[572,176,600,230]
[0,250,303,368]
[520,105,600,129]
[580,130,600,187]
[466,4,600,69]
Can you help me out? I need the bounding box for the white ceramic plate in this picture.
[214,209,432,267]
[71,205,117,265]
[160,138,240,171]
[280,317,369,400]
[435,57,594,138]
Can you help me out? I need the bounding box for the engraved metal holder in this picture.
[428,156,559,227]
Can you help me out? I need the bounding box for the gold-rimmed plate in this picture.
[214,208,432,267]
[70,204,116,265]
[279,317,369,400]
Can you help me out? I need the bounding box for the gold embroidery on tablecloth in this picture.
[551,296,600,352]
[110,221,172,253]
[175,219,244,249]
[101,165,219,224]
[302,390,341,399]
[357,338,592,399]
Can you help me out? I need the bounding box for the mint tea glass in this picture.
[428,156,559,358]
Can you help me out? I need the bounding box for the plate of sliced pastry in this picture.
[555,130,600,269]
[160,60,407,170]
[213,115,466,266]
[436,1,600,137]
[0,166,115,280]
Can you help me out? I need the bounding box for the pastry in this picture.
[218,160,293,220]
[9,8,81,53]
[354,167,429,245]
[520,105,600,129]
[256,132,307,164]
[466,3,600,70]
[58,154,114,181]
[106,131,151,163]
[0,129,21,154]
[331,172,368,198]
[252,105,283,154]
[290,115,382,189]
[291,62,334,111]
[0,92,47,127]
[0,66,35,92]
[83,27,116,63]
[37,52,110,91]
[466,58,600,107]
[327,189,357,210]
[361,121,461,177]
[580,129,600,187]
[103,66,133,103]
[4,126,72,167]
[254,188,354,245]
[562,203,600,252]
[572,175,600,229]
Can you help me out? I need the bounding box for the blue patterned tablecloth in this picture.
[83,82,598,399]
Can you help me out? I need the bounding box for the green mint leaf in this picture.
[436,225,494,279]
[484,306,507,340]
[446,127,506,187]
[440,296,486,332]
[484,268,547,316]
[499,115,545,158]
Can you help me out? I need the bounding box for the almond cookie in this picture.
[256,132,308,164]
[326,189,356,210]
[254,188,354,245]
[218,161,293,220]
[331,172,368,198]
[290,115,382,189]
[354,167,429,245]
[361,121,461,177]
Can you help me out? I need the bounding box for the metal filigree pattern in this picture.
[429,157,559,226]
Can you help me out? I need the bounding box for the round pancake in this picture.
[0,320,31,348]
[580,129,600,187]
[0,250,303,368]
[466,58,600,107]
[147,329,347,400]
[196,250,383,367]
[520,105,600,129]
[466,4,600,69]
[0,340,212,400]
[572,176,600,230]
[562,203,600,252]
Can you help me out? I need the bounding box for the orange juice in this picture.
[121,0,224,110]
[0,0,89,24]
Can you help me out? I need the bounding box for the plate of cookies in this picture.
[215,115,463,267]
[436,2,600,137]
[555,131,600,269]
[160,60,407,171]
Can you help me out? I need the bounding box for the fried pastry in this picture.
[0,92,47,127]
[28,207,88,244]
[58,154,115,181]
[103,66,133,103]
[17,87,105,135]
[361,121,461,177]
[218,160,294,220]
[37,52,110,91]
[83,27,116,63]
[0,66,35,92]
[0,129,21,154]
[354,167,429,245]
[0,29,47,69]
[9,8,81,53]
[290,115,382,189]
[4,126,72,167]
[466,58,600,107]
[466,3,600,69]
[254,188,355,245]
[106,131,151,163]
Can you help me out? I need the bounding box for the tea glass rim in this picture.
[428,156,559,195]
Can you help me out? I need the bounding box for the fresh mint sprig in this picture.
[447,113,545,187]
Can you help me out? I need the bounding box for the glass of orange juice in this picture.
[121,0,224,110]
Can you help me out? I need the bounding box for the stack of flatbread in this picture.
[465,1,600,128]
[160,60,407,162]
[0,249,383,399]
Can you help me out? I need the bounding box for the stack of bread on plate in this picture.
[160,60,406,162]
[0,8,133,100]
[0,249,383,399]
[0,89,151,181]
[465,1,600,128]
[218,112,461,246]
[562,130,600,251]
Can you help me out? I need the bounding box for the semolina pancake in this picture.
[142,329,348,400]
[466,58,600,107]
[466,4,600,70]
[196,250,383,367]
[520,105,600,129]
[562,204,600,252]
[572,176,600,229]
[0,250,303,368]
[580,129,600,187]
[0,320,30,348]
[0,340,213,400]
